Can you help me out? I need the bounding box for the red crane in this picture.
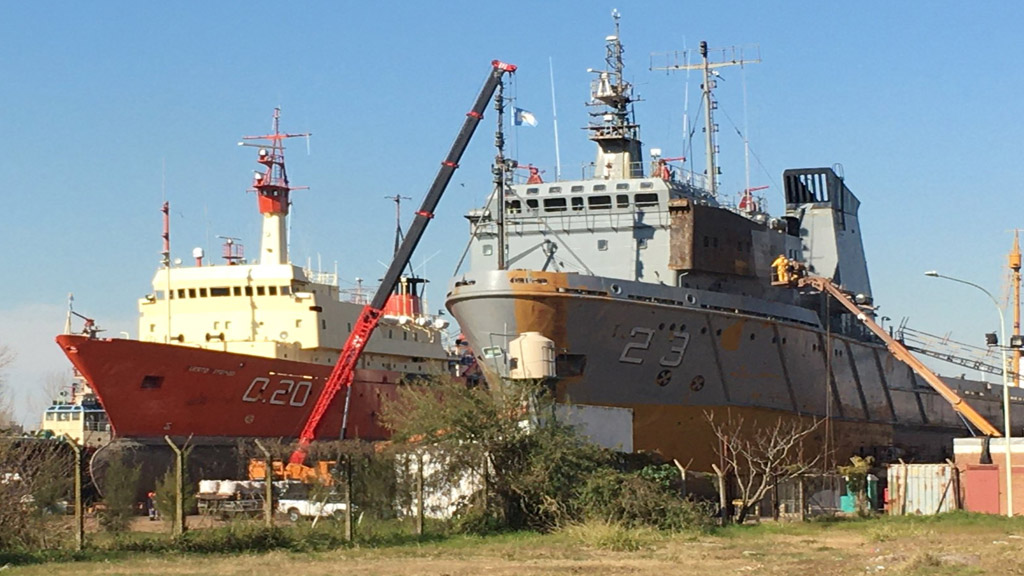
[289,60,517,464]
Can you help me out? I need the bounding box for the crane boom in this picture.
[771,257,1002,437]
[289,60,517,464]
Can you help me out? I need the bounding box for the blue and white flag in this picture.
[513,107,538,127]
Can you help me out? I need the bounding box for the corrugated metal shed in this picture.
[887,462,959,515]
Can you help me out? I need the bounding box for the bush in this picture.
[577,467,713,532]
[98,453,140,532]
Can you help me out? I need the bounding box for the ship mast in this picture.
[651,43,759,197]
[586,10,643,180]
[239,108,310,266]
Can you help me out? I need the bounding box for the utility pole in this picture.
[1010,231,1021,387]
[651,43,760,197]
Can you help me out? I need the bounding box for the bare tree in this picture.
[0,345,14,430]
[706,411,823,523]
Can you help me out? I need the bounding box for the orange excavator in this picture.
[288,60,518,464]
[771,255,1002,437]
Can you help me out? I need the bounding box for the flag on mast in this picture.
[513,107,538,127]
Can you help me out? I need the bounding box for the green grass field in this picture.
[4,513,1024,575]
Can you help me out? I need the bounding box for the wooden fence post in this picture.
[63,435,84,551]
[254,439,274,528]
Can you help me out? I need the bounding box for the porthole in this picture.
[685,294,697,305]
[610,284,622,295]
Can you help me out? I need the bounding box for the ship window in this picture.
[414,333,418,341]
[544,197,567,212]
[616,183,630,190]
[703,236,709,248]
[245,286,253,296]
[507,200,522,213]
[321,319,326,330]
[571,197,584,211]
[71,412,80,421]
[199,288,208,297]
[256,286,266,296]
[225,321,231,329]
[281,286,290,296]
[389,329,393,339]
[177,289,185,299]
[526,199,539,209]
[155,290,165,300]
[210,287,230,297]
[598,239,608,251]
[403,332,408,340]
[269,286,278,296]
[140,375,163,389]
[616,194,630,208]
[593,184,606,192]
[482,244,494,256]
[635,193,659,207]
[169,291,174,300]
[188,289,196,298]
[526,187,540,195]
[549,186,562,194]
[233,287,242,296]
[588,195,612,210]
[45,413,54,421]
[640,181,654,189]
[570,185,584,193]
[214,321,220,329]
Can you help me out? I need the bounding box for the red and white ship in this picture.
[56,109,454,444]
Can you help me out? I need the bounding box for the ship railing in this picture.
[303,268,338,287]
[577,161,647,181]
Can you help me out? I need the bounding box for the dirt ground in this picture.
[6,516,1024,575]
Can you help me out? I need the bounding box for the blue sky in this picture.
[3,1,1023,424]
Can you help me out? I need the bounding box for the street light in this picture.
[925,270,1013,517]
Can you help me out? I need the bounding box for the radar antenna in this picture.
[651,43,760,197]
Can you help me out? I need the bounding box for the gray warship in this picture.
[445,19,1023,469]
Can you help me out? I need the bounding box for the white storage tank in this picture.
[508,332,556,380]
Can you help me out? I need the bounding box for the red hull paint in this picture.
[55,334,398,441]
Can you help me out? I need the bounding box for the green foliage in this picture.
[561,519,664,551]
[154,463,197,522]
[0,438,73,551]
[383,378,712,534]
[838,455,874,516]
[576,467,714,531]
[98,453,140,533]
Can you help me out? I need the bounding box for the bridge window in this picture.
[549,186,562,194]
[571,197,584,211]
[269,286,278,296]
[598,239,608,251]
[616,183,630,190]
[544,197,567,212]
[526,187,540,195]
[640,181,654,189]
[588,195,612,210]
[482,244,494,256]
[188,289,197,298]
[245,286,253,296]
[233,287,242,296]
[506,200,522,213]
[635,193,659,207]
[526,199,539,209]
[210,287,230,297]
[571,185,584,193]
[593,184,607,192]
[199,288,208,297]
[616,194,630,208]
[257,286,266,296]
[281,286,290,296]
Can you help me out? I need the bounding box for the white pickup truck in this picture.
[275,482,348,521]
